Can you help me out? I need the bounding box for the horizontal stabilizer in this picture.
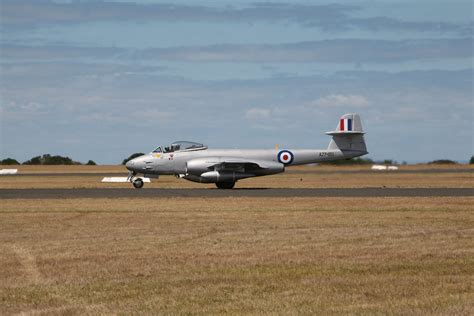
[326,130,364,135]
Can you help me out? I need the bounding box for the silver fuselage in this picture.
[126,147,364,176]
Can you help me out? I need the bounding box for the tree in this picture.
[44,154,74,165]
[470,156,474,164]
[428,159,457,165]
[24,156,42,165]
[86,160,97,165]
[23,154,76,165]
[122,153,145,165]
[0,158,20,165]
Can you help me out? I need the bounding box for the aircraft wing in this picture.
[205,158,283,174]
[186,157,284,178]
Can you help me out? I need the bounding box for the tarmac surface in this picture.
[1,187,472,199]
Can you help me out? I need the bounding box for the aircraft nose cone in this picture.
[126,156,147,172]
[125,159,134,171]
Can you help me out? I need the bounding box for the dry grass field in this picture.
[0,165,473,314]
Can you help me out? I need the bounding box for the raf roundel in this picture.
[277,150,294,165]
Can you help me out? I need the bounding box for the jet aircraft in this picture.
[126,113,368,189]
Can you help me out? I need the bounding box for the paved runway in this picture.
[0,188,472,199]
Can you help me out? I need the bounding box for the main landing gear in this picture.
[128,171,144,189]
[215,182,235,189]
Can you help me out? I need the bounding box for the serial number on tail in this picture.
[319,152,335,158]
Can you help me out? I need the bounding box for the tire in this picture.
[215,182,235,189]
[133,178,144,189]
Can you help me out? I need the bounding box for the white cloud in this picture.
[310,94,370,108]
[245,108,272,120]
[20,101,43,112]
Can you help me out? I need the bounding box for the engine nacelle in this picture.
[186,158,220,175]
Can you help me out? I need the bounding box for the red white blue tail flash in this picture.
[339,118,352,131]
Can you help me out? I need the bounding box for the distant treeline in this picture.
[0,154,96,166]
[320,157,373,165]
[315,156,473,165]
[1,154,473,166]
[321,158,409,165]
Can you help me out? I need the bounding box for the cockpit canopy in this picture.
[153,141,207,153]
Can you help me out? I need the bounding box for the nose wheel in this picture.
[132,178,144,189]
[127,171,144,189]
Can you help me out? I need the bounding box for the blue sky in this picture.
[0,0,472,163]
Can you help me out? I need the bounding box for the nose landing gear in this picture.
[127,171,144,189]
[132,178,144,189]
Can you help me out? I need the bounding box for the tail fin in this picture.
[326,113,368,156]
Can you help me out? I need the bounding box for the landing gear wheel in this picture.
[133,178,144,189]
[216,182,235,189]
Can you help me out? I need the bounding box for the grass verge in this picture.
[0,197,472,314]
